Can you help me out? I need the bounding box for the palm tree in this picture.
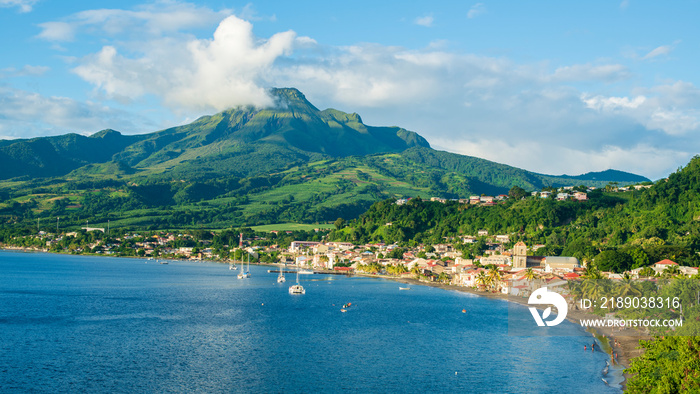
[584,265,603,280]
[366,262,381,274]
[581,278,611,304]
[488,267,502,292]
[396,264,408,275]
[476,271,488,290]
[566,280,583,307]
[437,272,450,284]
[639,266,656,278]
[523,267,538,290]
[524,268,536,281]
[411,265,422,278]
[663,264,681,277]
[616,274,642,297]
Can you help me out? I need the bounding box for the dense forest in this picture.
[329,155,700,270]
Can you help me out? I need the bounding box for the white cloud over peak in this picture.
[73,15,298,110]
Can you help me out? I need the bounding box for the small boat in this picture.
[399,287,411,290]
[462,309,466,313]
[277,261,286,283]
[289,284,305,294]
[160,260,168,265]
[237,258,248,279]
[602,378,609,386]
[229,263,237,270]
[289,269,305,294]
[340,309,347,313]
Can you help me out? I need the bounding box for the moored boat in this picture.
[277,261,286,283]
[289,284,305,294]
[289,267,304,294]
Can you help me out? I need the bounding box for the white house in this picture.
[653,259,678,273]
[495,234,510,243]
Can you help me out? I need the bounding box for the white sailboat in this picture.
[277,261,286,283]
[237,262,245,279]
[289,265,305,294]
[237,253,249,279]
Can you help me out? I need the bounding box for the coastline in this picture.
[2,247,643,390]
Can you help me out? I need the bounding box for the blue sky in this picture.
[1,0,699,180]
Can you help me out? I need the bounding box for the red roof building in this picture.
[655,259,678,266]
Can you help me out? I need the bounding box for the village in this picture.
[280,236,697,298]
[8,215,696,302]
[3,182,677,301]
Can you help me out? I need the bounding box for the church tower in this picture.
[512,241,527,269]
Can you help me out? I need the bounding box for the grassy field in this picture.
[251,223,334,232]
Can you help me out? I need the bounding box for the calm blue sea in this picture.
[0,250,620,393]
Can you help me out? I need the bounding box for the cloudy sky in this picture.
[1,0,699,180]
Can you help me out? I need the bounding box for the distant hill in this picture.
[0,130,143,179]
[555,169,650,183]
[0,88,654,229]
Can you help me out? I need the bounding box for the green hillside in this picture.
[328,155,700,268]
[0,88,651,231]
[0,88,430,181]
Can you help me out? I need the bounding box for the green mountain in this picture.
[0,88,430,181]
[0,88,651,230]
[555,169,651,183]
[0,130,142,179]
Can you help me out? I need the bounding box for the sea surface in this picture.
[0,250,621,393]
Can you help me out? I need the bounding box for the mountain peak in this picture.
[90,129,122,139]
[270,87,319,112]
